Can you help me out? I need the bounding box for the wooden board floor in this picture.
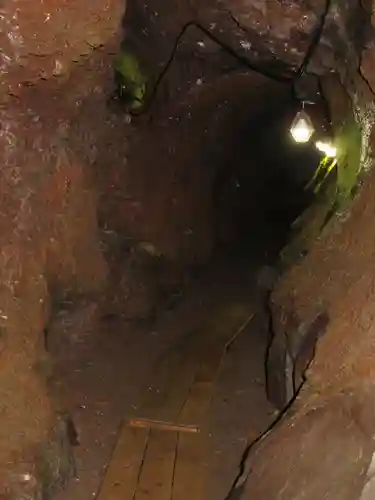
[97,304,254,500]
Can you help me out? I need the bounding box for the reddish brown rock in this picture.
[0,0,125,496]
[0,0,124,98]
[0,96,109,496]
[258,50,375,500]
[238,388,375,500]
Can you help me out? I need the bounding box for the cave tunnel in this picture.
[211,87,322,261]
[114,69,328,273]
[2,1,375,500]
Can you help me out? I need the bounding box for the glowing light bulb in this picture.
[290,110,315,143]
[315,140,337,158]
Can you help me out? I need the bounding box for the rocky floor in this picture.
[51,250,278,500]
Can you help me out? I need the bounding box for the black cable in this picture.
[121,0,332,115]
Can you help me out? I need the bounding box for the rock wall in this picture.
[238,4,375,499]
[0,0,124,497]
[121,0,370,110]
[241,155,375,498]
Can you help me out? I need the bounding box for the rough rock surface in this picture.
[0,0,125,497]
[0,85,114,490]
[238,387,375,500]
[0,94,109,497]
[122,0,371,113]
[360,1,375,94]
[0,0,124,98]
[241,24,375,500]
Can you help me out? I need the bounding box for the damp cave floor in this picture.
[52,251,278,500]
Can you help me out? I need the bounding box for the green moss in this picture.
[114,48,147,111]
[334,118,362,207]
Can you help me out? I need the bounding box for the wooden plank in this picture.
[97,426,149,500]
[176,312,255,427]
[134,429,177,500]
[208,306,253,342]
[177,381,213,427]
[134,309,253,424]
[137,358,198,422]
[172,432,205,500]
[196,347,225,383]
[197,313,255,383]
[127,418,199,434]
[133,327,204,423]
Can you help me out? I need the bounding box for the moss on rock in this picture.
[114,48,147,111]
[334,117,362,208]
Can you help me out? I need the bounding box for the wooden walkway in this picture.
[96,303,254,500]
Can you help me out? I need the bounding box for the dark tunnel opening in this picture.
[114,66,332,279]
[212,94,324,264]
[111,3,334,276]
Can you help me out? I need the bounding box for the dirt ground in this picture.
[50,247,277,500]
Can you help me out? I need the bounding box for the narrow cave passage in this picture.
[113,70,327,271]
[50,65,331,500]
[212,90,320,262]
[2,0,374,498]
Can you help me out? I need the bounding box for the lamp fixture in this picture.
[290,107,315,143]
[315,140,336,158]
